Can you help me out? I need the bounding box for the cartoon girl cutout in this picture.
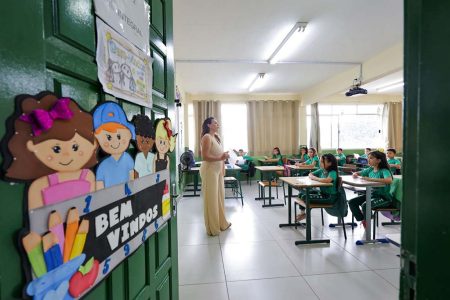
[2,92,98,210]
[154,118,177,172]
[132,114,155,178]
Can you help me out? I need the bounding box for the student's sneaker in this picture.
[295,213,306,222]
[361,220,367,229]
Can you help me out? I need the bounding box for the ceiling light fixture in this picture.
[268,22,308,64]
[376,81,404,93]
[248,73,266,92]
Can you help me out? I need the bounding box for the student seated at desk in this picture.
[295,154,338,222]
[296,147,319,168]
[335,148,347,166]
[386,148,401,174]
[233,148,249,171]
[300,146,309,162]
[348,151,393,228]
[270,147,283,166]
[360,148,371,159]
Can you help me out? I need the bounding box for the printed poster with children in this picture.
[0,92,177,299]
[96,18,153,108]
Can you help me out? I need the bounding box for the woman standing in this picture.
[200,117,232,236]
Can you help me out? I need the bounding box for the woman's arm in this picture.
[201,135,227,162]
[362,176,393,184]
[309,173,333,183]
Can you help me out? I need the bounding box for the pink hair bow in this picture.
[19,98,74,136]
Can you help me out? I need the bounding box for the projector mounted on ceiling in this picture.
[345,70,367,97]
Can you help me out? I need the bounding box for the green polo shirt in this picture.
[302,153,309,161]
[272,154,283,166]
[311,169,337,195]
[360,167,392,194]
[360,154,368,159]
[336,153,346,166]
[305,155,320,167]
[387,158,401,173]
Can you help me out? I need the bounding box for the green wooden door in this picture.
[0,1,178,299]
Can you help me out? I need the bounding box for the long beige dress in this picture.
[199,134,230,236]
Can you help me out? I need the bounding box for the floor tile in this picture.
[178,222,220,246]
[278,239,369,275]
[375,268,400,289]
[180,283,228,300]
[222,241,299,281]
[304,271,398,300]
[228,277,318,300]
[179,244,225,285]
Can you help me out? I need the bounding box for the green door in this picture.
[0,1,178,299]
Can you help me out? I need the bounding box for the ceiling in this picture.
[173,0,403,94]
[361,70,404,95]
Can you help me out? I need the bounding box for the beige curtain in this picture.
[193,100,221,157]
[247,100,299,156]
[387,102,403,151]
[309,102,321,152]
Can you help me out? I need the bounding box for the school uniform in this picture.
[301,153,309,162]
[272,154,283,166]
[387,158,401,173]
[305,155,320,167]
[336,153,346,166]
[360,154,368,159]
[348,167,393,221]
[298,169,338,210]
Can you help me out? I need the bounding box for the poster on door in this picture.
[93,0,150,54]
[96,18,152,108]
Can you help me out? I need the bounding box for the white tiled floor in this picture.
[178,182,401,300]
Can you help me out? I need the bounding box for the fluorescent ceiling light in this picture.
[376,81,404,93]
[248,73,266,92]
[268,22,308,64]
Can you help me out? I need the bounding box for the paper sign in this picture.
[94,0,150,54]
[96,18,152,107]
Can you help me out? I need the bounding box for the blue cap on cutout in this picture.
[93,102,135,139]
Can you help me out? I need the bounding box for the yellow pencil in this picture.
[63,207,79,262]
[70,219,89,260]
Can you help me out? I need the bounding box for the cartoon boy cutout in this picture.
[93,102,135,189]
[2,92,98,210]
[132,114,155,178]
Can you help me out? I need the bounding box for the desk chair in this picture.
[372,207,401,239]
[293,178,348,240]
[224,177,244,206]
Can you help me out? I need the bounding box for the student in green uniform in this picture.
[386,148,401,174]
[300,146,309,162]
[296,147,320,167]
[336,148,347,166]
[360,148,371,159]
[272,147,283,166]
[348,151,393,228]
[295,153,339,222]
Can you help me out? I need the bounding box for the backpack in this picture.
[248,161,256,178]
[325,177,349,218]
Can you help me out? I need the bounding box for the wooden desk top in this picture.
[341,175,386,187]
[286,165,317,170]
[255,166,284,172]
[279,176,333,188]
[258,158,280,163]
[393,175,402,179]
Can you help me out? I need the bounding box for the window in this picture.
[306,104,385,149]
[187,103,196,153]
[220,103,248,152]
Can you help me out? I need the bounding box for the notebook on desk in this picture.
[353,153,360,159]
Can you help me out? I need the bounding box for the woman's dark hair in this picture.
[337,148,343,151]
[369,151,393,177]
[321,153,338,173]
[300,146,308,154]
[132,114,154,138]
[273,147,281,155]
[309,147,317,156]
[201,117,221,143]
[387,148,397,154]
[366,147,371,151]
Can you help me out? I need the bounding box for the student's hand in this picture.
[362,176,370,181]
[308,173,315,179]
[352,172,359,178]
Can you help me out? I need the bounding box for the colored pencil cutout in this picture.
[42,231,63,271]
[48,210,65,255]
[22,232,47,277]
[70,219,89,260]
[63,207,79,263]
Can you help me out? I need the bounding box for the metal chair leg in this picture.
[321,208,324,226]
[341,216,347,240]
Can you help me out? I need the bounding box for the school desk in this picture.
[286,164,317,177]
[258,158,280,166]
[181,167,201,197]
[279,176,333,245]
[254,166,285,208]
[341,175,388,245]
